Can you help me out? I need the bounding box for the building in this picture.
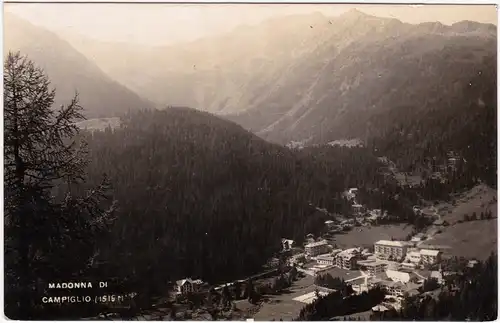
[350,276,369,294]
[335,248,361,270]
[374,240,408,261]
[411,233,425,243]
[305,240,330,256]
[288,253,306,266]
[401,262,417,271]
[175,278,204,295]
[407,250,422,264]
[468,260,479,268]
[345,188,358,200]
[352,204,365,215]
[380,280,405,297]
[433,219,445,226]
[324,220,335,229]
[430,271,444,284]
[267,257,280,268]
[386,270,419,284]
[282,238,294,251]
[420,249,441,265]
[317,254,336,266]
[358,259,387,276]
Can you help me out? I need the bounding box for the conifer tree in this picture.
[4,51,117,319]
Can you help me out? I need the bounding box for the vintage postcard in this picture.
[3,1,498,321]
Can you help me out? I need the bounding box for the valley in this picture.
[3,4,497,321]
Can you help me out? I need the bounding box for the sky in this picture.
[4,2,498,46]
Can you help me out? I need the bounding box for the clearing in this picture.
[433,184,497,225]
[252,274,316,321]
[331,224,413,249]
[422,184,497,260]
[424,218,497,260]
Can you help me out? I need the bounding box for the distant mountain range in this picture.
[56,9,496,146]
[4,13,155,118]
[4,10,496,150]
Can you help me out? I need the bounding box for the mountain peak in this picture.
[341,8,369,19]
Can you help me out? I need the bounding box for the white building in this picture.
[385,270,419,284]
[430,271,444,284]
[352,204,365,214]
[324,220,335,229]
[345,188,358,200]
[282,238,294,251]
[358,260,387,276]
[420,249,441,265]
[350,276,369,294]
[407,250,422,264]
[335,248,361,270]
[305,240,330,256]
[316,254,336,266]
[374,240,408,261]
[401,262,417,270]
[175,278,204,295]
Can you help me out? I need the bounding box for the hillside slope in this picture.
[3,13,155,118]
[82,108,386,287]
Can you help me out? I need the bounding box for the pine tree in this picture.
[4,51,117,319]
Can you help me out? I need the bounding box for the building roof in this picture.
[386,270,413,283]
[361,260,387,268]
[176,278,203,287]
[348,276,368,286]
[375,240,405,247]
[337,248,360,259]
[401,262,417,269]
[305,240,329,248]
[430,271,443,280]
[468,260,479,268]
[380,280,404,289]
[420,249,440,256]
[317,254,336,261]
[372,305,389,312]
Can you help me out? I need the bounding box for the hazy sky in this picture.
[4,3,498,46]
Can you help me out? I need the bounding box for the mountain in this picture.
[3,13,155,118]
[59,10,496,186]
[59,10,496,153]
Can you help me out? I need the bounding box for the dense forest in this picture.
[80,108,390,291]
[296,286,386,320]
[368,53,497,188]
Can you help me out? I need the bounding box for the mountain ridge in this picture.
[3,12,155,118]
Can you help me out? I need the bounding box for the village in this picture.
[113,185,488,321]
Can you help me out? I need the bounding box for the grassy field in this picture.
[331,224,413,249]
[425,218,497,260]
[76,117,121,131]
[422,184,497,260]
[252,275,315,321]
[436,184,497,225]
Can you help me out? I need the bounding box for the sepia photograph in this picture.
[3,1,498,320]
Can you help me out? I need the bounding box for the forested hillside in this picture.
[80,108,388,290]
